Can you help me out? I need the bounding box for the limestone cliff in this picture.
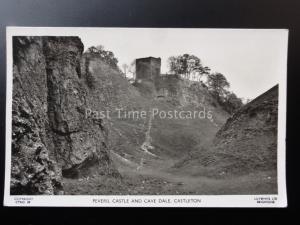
[11,36,118,195]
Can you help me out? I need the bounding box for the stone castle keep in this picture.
[135,57,181,98]
[136,57,161,82]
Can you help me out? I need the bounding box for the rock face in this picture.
[212,85,278,173]
[11,37,117,195]
[174,85,278,176]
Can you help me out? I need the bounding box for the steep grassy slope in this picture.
[175,85,278,178]
[80,53,230,174]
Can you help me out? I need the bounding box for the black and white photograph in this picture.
[4,27,287,207]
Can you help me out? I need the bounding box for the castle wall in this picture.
[156,74,181,97]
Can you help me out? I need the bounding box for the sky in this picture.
[77,28,287,100]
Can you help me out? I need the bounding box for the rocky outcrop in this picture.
[174,85,278,176]
[11,37,118,195]
[12,37,62,194]
[212,85,278,173]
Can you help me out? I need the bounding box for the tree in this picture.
[167,54,210,80]
[224,92,243,113]
[122,64,129,78]
[206,72,230,101]
[244,98,252,104]
[206,73,243,113]
[127,60,136,80]
[86,45,119,70]
[167,56,179,74]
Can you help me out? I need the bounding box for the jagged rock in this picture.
[12,37,62,194]
[11,36,119,195]
[210,85,279,174]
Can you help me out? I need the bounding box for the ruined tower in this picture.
[134,56,181,100]
[135,57,161,82]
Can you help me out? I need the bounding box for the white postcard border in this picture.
[4,27,288,207]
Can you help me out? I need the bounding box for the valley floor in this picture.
[63,156,277,195]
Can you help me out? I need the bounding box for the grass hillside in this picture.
[80,53,230,167]
[212,85,278,173]
[175,85,278,179]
